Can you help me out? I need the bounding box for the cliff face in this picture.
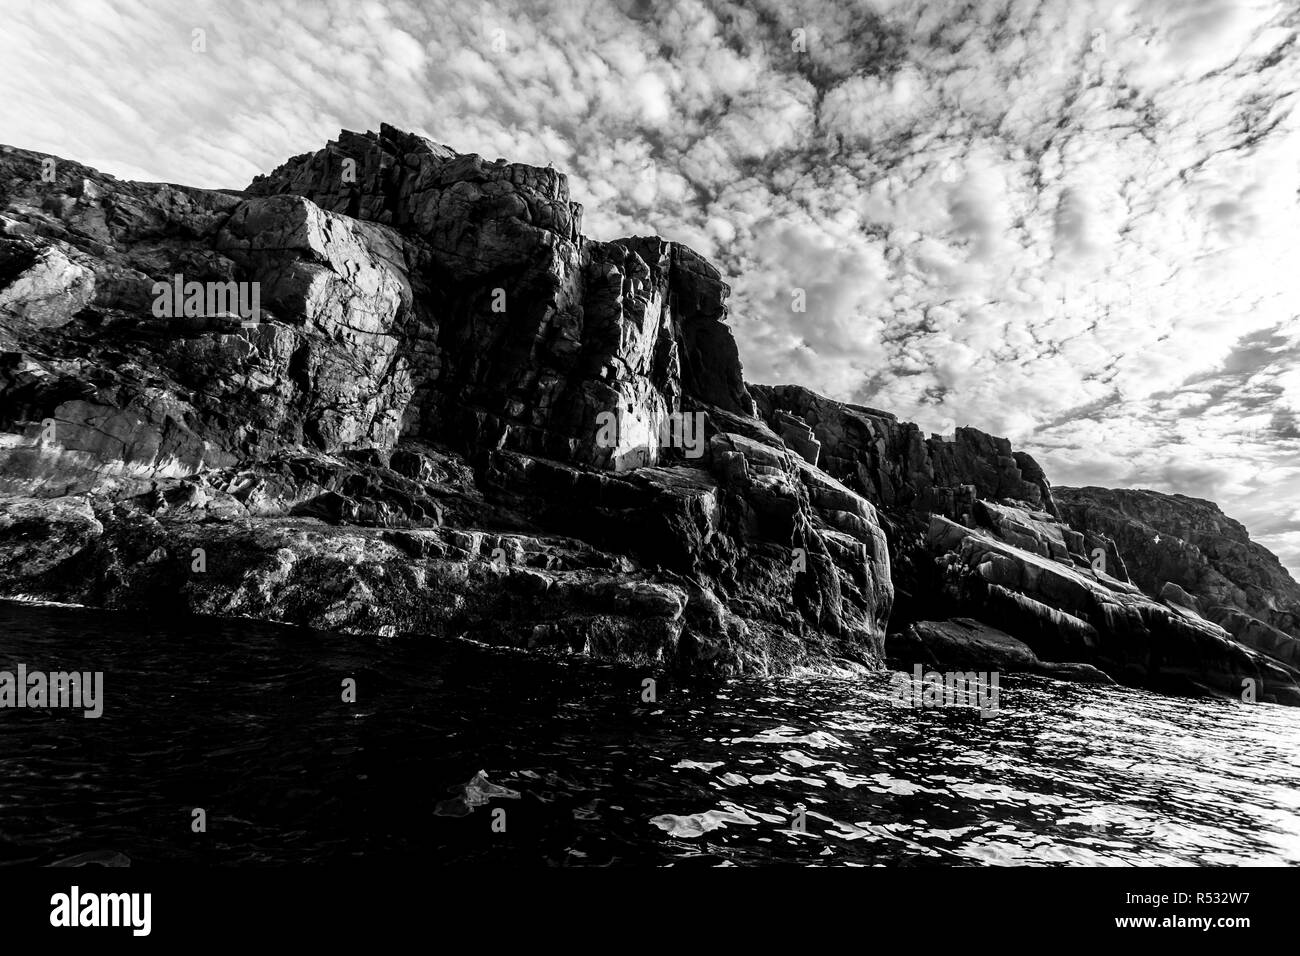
[0,129,889,674]
[747,385,1299,703]
[242,125,753,466]
[1,127,1297,703]
[1056,487,1300,670]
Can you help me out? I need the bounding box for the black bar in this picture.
[0,867,1285,943]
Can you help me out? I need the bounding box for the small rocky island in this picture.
[2,125,1298,704]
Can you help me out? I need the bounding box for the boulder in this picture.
[886,617,1114,685]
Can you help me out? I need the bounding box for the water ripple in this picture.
[1,602,1297,865]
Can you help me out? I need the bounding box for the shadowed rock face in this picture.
[747,384,1300,703]
[886,618,1114,685]
[1,129,1297,702]
[922,515,1300,704]
[752,383,1056,518]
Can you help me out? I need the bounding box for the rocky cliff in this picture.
[1056,487,1300,672]
[1,126,1297,704]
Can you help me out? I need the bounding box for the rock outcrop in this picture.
[1,127,1297,703]
[1056,487,1300,631]
[1056,487,1300,674]
[923,515,1298,703]
[0,130,887,676]
[746,385,1299,703]
[886,618,1114,684]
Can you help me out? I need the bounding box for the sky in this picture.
[2,0,1299,577]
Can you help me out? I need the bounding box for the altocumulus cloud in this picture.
[1,0,1297,575]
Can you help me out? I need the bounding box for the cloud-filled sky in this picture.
[3,0,1299,576]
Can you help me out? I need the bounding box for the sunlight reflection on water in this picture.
[1,601,1297,866]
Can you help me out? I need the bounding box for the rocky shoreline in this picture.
[2,125,1299,703]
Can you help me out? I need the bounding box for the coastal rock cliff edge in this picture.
[2,126,1296,704]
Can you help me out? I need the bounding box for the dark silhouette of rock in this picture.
[887,618,1114,684]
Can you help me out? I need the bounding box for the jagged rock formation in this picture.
[748,385,1299,702]
[1056,486,1300,670]
[242,125,753,464]
[1056,487,1300,630]
[0,127,1297,703]
[752,384,1056,517]
[0,129,888,675]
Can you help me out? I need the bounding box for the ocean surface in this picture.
[1,600,1297,866]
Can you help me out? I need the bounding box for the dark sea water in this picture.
[1,600,1297,866]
